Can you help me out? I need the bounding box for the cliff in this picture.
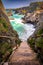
[29,2,43,12]
[13,1,43,14]
[27,13,43,64]
[0,0,21,63]
[27,2,43,65]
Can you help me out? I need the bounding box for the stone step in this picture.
[4,61,40,65]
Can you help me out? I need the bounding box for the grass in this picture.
[27,28,43,63]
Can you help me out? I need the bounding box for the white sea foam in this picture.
[10,14,35,41]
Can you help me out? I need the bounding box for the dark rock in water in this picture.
[26,20,32,23]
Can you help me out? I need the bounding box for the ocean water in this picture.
[10,14,24,19]
[10,14,35,41]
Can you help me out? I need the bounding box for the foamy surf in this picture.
[10,14,35,41]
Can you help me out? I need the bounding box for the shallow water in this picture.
[10,14,35,41]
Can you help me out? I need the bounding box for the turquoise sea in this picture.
[10,13,35,41]
[10,14,24,19]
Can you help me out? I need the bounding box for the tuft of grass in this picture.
[35,37,43,48]
[37,29,43,36]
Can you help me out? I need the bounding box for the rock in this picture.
[0,0,21,63]
[27,12,43,64]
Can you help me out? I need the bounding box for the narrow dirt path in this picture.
[8,41,40,65]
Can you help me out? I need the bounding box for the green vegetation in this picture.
[0,18,8,32]
[15,39,21,46]
[35,37,43,48]
[0,41,12,62]
[0,17,21,63]
[27,37,35,49]
[29,2,43,12]
[27,28,43,63]
[0,0,21,63]
[36,29,43,36]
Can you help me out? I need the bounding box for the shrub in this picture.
[36,29,43,36]
[35,37,43,48]
[27,37,35,49]
[0,41,12,62]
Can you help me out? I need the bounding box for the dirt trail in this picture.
[7,41,40,65]
[10,41,36,62]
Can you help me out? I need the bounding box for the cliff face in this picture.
[0,0,10,23]
[0,0,19,40]
[29,2,43,12]
[27,13,43,64]
[0,0,5,10]
[0,0,21,63]
[27,2,43,64]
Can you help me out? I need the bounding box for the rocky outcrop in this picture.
[27,13,43,64]
[14,1,43,14]
[14,1,43,24]
[22,10,43,25]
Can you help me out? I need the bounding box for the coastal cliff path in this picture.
[4,41,40,65]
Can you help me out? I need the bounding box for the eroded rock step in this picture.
[4,61,40,65]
